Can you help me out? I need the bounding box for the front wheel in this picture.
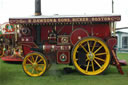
[72,37,111,75]
[22,52,48,77]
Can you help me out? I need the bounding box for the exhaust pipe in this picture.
[35,0,42,16]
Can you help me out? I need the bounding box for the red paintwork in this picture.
[43,45,71,53]
[23,23,110,63]
[107,37,117,50]
[1,15,120,63]
[1,56,23,61]
[1,22,112,63]
[57,35,70,45]
[57,51,70,64]
[70,28,89,45]
[22,45,33,56]
[40,23,110,41]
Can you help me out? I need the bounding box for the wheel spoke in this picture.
[37,59,43,64]
[92,41,97,52]
[87,41,91,52]
[86,61,90,72]
[32,56,35,62]
[94,59,102,68]
[27,58,33,64]
[95,52,107,56]
[85,58,88,62]
[94,46,102,53]
[94,57,105,62]
[27,66,33,70]
[79,43,88,53]
[35,56,39,63]
[32,68,34,74]
[37,67,43,72]
[79,43,90,60]
[35,70,39,73]
[38,64,45,66]
[91,61,95,72]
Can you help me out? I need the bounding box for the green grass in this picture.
[0,53,128,85]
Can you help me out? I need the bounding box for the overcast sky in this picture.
[0,0,128,28]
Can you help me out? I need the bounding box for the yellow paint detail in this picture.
[91,61,95,72]
[79,43,88,53]
[94,57,105,62]
[86,61,90,72]
[72,37,110,75]
[95,52,107,56]
[22,52,47,77]
[92,41,96,52]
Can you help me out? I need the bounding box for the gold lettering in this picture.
[100,18,104,21]
[107,18,111,21]
[111,17,114,21]
[16,20,19,23]
[117,17,119,20]
[40,19,43,22]
[58,19,61,22]
[85,18,89,21]
[20,20,24,23]
[67,18,70,22]
[44,19,47,22]
[28,19,32,23]
[92,18,95,21]
[95,18,98,21]
[97,18,101,21]
[104,18,108,21]
[72,18,76,22]
[49,19,53,22]
[33,19,37,23]
[80,18,82,21]
[53,19,57,22]
[36,19,40,23]
[57,18,70,22]
[83,18,88,21]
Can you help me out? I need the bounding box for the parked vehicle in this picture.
[0,0,123,77]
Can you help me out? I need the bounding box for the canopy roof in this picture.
[9,14,121,24]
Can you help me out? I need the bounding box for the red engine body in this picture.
[1,15,120,63]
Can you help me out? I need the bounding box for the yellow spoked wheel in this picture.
[72,37,110,75]
[22,52,48,77]
[0,47,4,58]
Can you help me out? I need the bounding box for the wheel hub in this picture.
[33,62,38,68]
[87,52,95,61]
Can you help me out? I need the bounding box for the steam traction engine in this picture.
[8,0,123,77]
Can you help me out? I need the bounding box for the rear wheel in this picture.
[22,52,48,77]
[72,37,110,75]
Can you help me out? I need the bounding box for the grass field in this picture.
[0,53,128,85]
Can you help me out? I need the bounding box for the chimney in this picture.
[35,0,42,16]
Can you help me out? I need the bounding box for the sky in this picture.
[0,0,128,28]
